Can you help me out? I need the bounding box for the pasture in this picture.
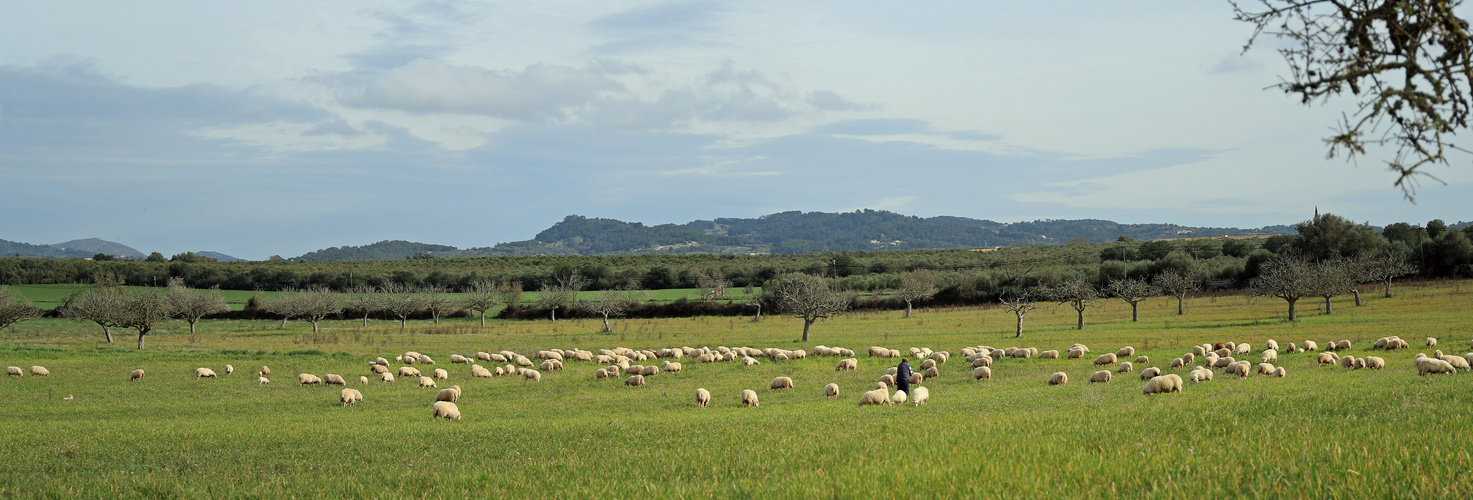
[1,280,1471,497]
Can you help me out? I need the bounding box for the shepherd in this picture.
[895,358,913,398]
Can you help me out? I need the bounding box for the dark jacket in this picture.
[896,360,913,388]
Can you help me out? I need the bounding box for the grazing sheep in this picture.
[1213,356,1235,369]
[431,401,461,421]
[741,356,760,367]
[513,355,532,367]
[1182,352,1194,364]
[1143,374,1184,394]
[324,374,346,385]
[259,376,270,385]
[397,367,420,377]
[1009,349,1032,359]
[435,385,461,403]
[1317,352,1339,365]
[878,374,896,388]
[449,354,469,364]
[858,387,892,406]
[695,388,711,407]
[374,357,389,366]
[640,365,659,377]
[1273,366,1286,377]
[1418,358,1457,376]
[836,358,859,371]
[909,373,924,385]
[1303,340,1319,351]
[1048,372,1069,385]
[419,376,437,388]
[30,366,50,376]
[1257,363,1276,375]
[1214,348,1231,358]
[1189,367,1214,382]
[1266,339,1279,351]
[1441,355,1471,371]
[663,361,682,374]
[911,386,930,406]
[919,359,936,370]
[1340,356,1356,369]
[433,368,449,380]
[1089,370,1112,384]
[972,366,992,380]
[1427,337,1438,348]
[259,366,271,377]
[1288,342,1299,353]
[1364,356,1386,370]
[1170,358,1186,369]
[1192,345,1207,356]
[195,368,218,379]
[972,356,994,368]
[824,383,840,398]
[1117,362,1135,373]
[381,373,394,383]
[224,364,234,375]
[470,365,493,378]
[595,368,610,379]
[1336,340,1352,351]
[1353,358,1366,370]
[923,366,940,379]
[476,352,493,362]
[625,374,645,387]
[1235,343,1251,355]
[1094,353,1118,366]
[890,390,908,404]
[1261,349,1278,363]
[1139,367,1161,380]
[1117,346,1135,358]
[771,376,795,390]
[521,369,542,382]
[370,364,389,374]
[418,355,436,365]
[130,369,145,382]
[359,376,369,384]
[1039,350,1060,359]
[886,367,898,376]
[742,389,761,407]
[299,374,322,385]
[1225,362,1250,378]
[340,388,363,406]
[1067,349,1085,359]
[1133,355,1149,365]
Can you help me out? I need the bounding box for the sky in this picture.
[1,1,1470,260]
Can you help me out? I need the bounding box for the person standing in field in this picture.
[895,358,913,397]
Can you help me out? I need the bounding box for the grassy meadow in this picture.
[1,280,1471,497]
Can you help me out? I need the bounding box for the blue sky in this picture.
[1,1,1468,260]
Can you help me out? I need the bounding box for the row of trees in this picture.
[58,276,228,348]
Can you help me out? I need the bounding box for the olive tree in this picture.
[344,285,380,327]
[120,288,171,349]
[1047,276,1100,330]
[764,273,849,342]
[537,273,585,322]
[62,276,128,343]
[1250,252,1315,321]
[1154,270,1202,315]
[420,286,455,325]
[293,287,343,333]
[1107,278,1157,322]
[1364,250,1419,297]
[380,283,424,330]
[584,282,645,333]
[461,281,504,327]
[894,269,938,318]
[165,278,229,334]
[0,287,41,330]
[1000,292,1039,338]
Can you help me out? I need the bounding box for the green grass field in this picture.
[1,280,1471,497]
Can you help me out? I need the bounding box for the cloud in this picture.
[349,59,624,121]
[1209,52,1263,74]
[587,1,728,54]
[814,119,930,136]
[302,118,362,136]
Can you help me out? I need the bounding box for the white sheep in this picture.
[1304,340,1319,351]
[224,364,234,375]
[909,373,924,385]
[1364,356,1386,370]
[911,386,930,406]
[299,374,322,385]
[397,367,420,377]
[1340,356,1356,369]
[771,376,794,390]
[1094,353,1118,366]
[742,389,760,407]
[858,387,892,406]
[30,366,50,376]
[696,388,711,407]
[1143,374,1184,394]
[1317,352,1339,365]
[972,356,993,368]
[1257,363,1276,375]
[340,388,363,406]
[1189,367,1213,382]
[433,368,449,380]
[431,401,461,420]
[471,365,492,378]
[359,375,369,384]
[1139,367,1161,380]
[195,368,218,379]
[324,374,346,385]
[1441,355,1471,371]
[381,373,394,383]
[370,364,389,374]
[1265,339,1279,351]
[1116,346,1135,358]
[662,361,682,374]
[1226,361,1250,378]
[435,385,461,403]
[1273,366,1286,377]
[1427,337,1438,348]
[1048,372,1069,385]
[923,366,939,379]
[1089,370,1112,384]
[1170,358,1186,369]
[419,376,437,388]
[972,366,992,380]
[641,365,659,377]
[418,355,436,365]
[521,369,542,382]
[1117,361,1134,373]
[130,369,145,382]
[878,374,896,388]
[836,358,858,371]
[890,389,908,404]
[259,366,271,377]
[1261,349,1278,363]
[1133,355,1149,366]
[1235,343,1251,355]
[259,376,270,385]
[1418,357,1457,376]
[741,356,760,367]
[824,383,840,398]
[625,374,645,387]
[1039,350,1060,359]
[1182,352,1194,364]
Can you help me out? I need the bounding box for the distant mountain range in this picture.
[290,210,1298,261]
[0,238,240,262]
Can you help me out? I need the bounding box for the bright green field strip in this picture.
[0,281,1470,497]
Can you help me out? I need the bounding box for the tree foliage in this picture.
[165,277,229,334]
[1234,0,1473,195]
[894,269,939,317]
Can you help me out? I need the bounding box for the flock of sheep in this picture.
[8,335,1467,418]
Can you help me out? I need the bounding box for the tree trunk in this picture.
[904,301,913,318]
[433,314,440,325]
[1176,295,1185,315]
[1287,299,1298,322]
[279,317,288,328]
[802,319,813,341]
[1130,302,1139,322]
[137,331,147,349]
[1323,296,1333,314]
[311,321,320,333]
[602,314,612,333]
[1383,278,1394,298]
[479,311,486,327]
[399,317,406,330]
[1075,308,1085,330]
[1352,288,1363,306]
[362,313,369,328]
[189,319,198,334]
[102,324,113,343]
[550,308,557,322]
[1014,314,1024,338]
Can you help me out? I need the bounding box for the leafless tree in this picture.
[1233,0,1473,197]
[294,287,343,333]
[461,281,504,327]
[1308,257,1357,314]
[1250,252,1315,321]
[1363,250,1419,297]
[1153,270,1202,315]
[584,282,646,333]
[420,286,456,325]
[764,273,849,341]
[344,285,380,327]
[1107,278,1158,322]
[260,289,305,328]
[119,288,171,349]
[894,269,939,318]
[61,274,128,343]
[537,273,585,322]
[0,287,41,330]
[165,277,229,334]
[696,270,731,300]
[1000,293,1039,338]
[1047,276,1100,330]
[380,283,424,330]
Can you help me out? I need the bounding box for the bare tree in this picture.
[380,283,424,330]
[61,275,128,343]
[1107,278,1158,322]
[344,285,380,327]
[294,287,343,333]
[259,289,305,328]
[0,287,41,330]
[1047,276,1100,330]
[1308,257,1356,314]
[1153,270,1202,315]
[1250,252,1315,321]
[894,269,939,318]
[1363,250,1418,297]
[764,273,849,341]
[498,281,524,312]
[165,278,229,334]
[696,270,731,300]
[420,286,455,325]
[584,282,645,333]
[1234,0,1473,196]
[537,273,585,322]
[119,288,171,349]
[461,280,504,327]
[1000,293,1039,338]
